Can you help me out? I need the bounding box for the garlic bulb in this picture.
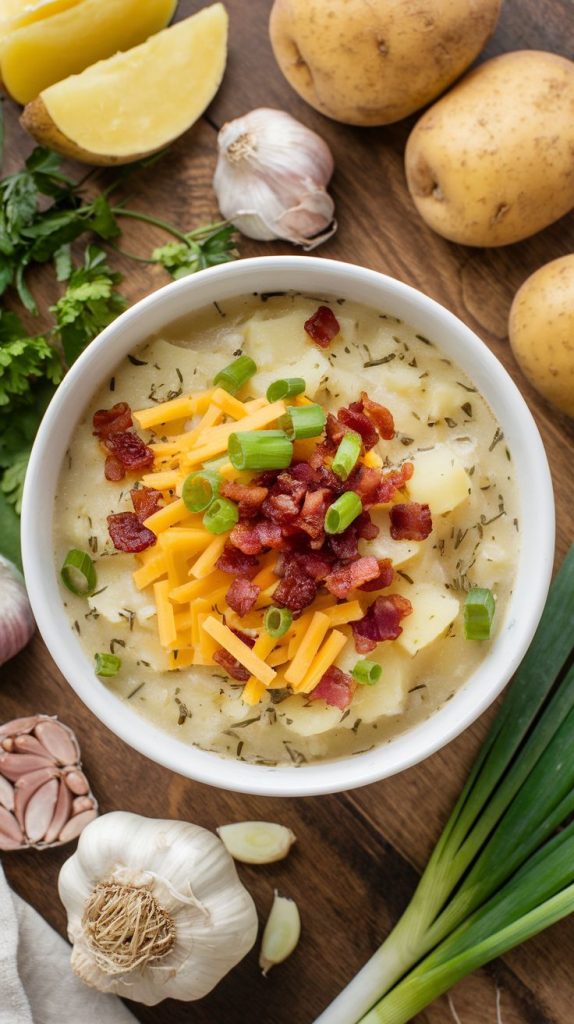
[59,811,259,1005]
[0,555,35,667]
[213,107,337,250]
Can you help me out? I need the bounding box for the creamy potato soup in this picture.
[54,293,519,766]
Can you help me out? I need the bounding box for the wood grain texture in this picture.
[1,1,573,1022]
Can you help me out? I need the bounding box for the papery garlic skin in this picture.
[0,555,35,667]
[213,107,337,250]
[59,811,258,1005]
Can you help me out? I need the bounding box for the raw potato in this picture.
[0,0,176,105]
[0,0,83,35]
[406,51,574,247]
[269,0,501,126]
[509,254,574,419]
[21,5,228,165]
[407,445,470,515]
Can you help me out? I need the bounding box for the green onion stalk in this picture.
[314,545,574,1024]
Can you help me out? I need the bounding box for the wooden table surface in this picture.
[2,1,574,1022]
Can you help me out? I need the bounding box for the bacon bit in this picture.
[219,480,268,518]
[325,413,346,448]
[338,405,378,450]
[131,486,162,523]
[390,502,433,541]
[359,558,395,592]
[377,462,414,504]
[296,487,331,539]
[226,578,261,617]
[229,521,284,555]
[213,628,256,682]
[275,472,308,502]
[347,465,382,507]
[278,549,335,582]
[304,305,340,347]
[107,512,156,553]
[104,431,154,472]
[93,402,132,439]
[104,454,125,482]
[216,543,260,578]
[352,595,413,653]
[358,511,379,540]
[360,392,395,440]
[273,563,317,611]
[311,666,356,710]
[325,556,380,599]
[262,491,302,523]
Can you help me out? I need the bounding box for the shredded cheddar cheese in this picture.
[202,617,277,687]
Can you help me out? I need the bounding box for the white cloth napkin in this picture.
[0,861,136,1024]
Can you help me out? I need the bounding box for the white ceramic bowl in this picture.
[22,256,554,797]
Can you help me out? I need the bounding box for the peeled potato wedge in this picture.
[0,0,84,35]
[21,4,228,166]
[1,0,177,105]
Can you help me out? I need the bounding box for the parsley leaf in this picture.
[152,222,238,279]
[51,245,126,365]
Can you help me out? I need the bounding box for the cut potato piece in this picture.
[245,310,312,367]
[275,695,343,736]
[397,582,460,656]
[359,508,423,566]
[1,0,176,104]
[337,643,408,722]
[21,4,228,164]
[408,445,470,515]
[427,383,463,420]
[0,0,83,35]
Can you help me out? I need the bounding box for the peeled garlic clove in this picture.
[259,891,301,976]
[0,556,35,667]
[34,719,80,765]
[217,821,296,864]
[43,779,73,845]
[24,777,59,843]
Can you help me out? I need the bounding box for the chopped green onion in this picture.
[228,430,292,471]
[181,470,220,513]
[202,497,238,534]
[266,378,306,402]
[314,547,574,1024]
[332,431,362,481]
[352,659,382,685]
[61,549,97,596]
[464,587,496,640]
[279,403,326,440]
[324,491,362,534]
[264,606,293,638]
[213,355,256,395]
[94,653,121,677]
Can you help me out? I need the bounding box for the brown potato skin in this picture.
[269,0,501,126]
[405,51,574,247]
[509,255,574,419]
[21,97,159,166]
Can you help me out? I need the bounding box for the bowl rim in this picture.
[22,255,555,797]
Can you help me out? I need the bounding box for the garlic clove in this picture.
[217,821,296,864]
[24,777,59,843]
[35,719,80,765]
[13,734,52,757]
[43,779,73,845]
[0,555,35,667]
[0,716,39,739]
[58,807,97,842]
[259,891,301,976]
[0,751,56,781]
[64,769,90,795]
[14,766,59,827]
[0,804,25,844]
[0,774,14,811]
[276,190,337,250]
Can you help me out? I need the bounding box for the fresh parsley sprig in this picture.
[0,142,239,566]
